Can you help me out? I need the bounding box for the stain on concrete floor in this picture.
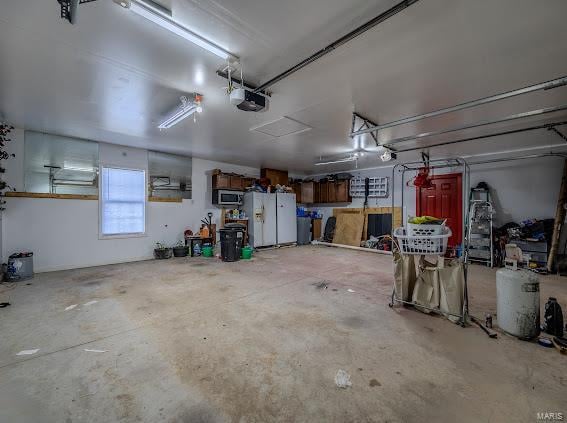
[0,246,566,422]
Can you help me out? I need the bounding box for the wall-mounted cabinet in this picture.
[295,180,351,204]
[212,170,255,191]
[261,168,288,186]
[301,181,315,204]
[230,175,242,189]
[212,173,231,189]
[335,180,350,202]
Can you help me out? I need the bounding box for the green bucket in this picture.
[202,246,214,257]
[241,246,253,260]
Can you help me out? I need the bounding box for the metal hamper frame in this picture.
[389,157,471,326]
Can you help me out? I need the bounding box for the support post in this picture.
[547,159,567,272]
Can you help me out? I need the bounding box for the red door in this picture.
[416,173,462,247]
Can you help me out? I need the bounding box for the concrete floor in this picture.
[0,246,565,423]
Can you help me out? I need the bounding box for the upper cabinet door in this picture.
[335,181,350,202]
[301,181,314,204]
[319,182,328,203]
[327,182,337,203]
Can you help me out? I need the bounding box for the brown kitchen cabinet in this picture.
[261,168,289,186]
[314,182,321,203]
[242,177,255,189]
[335,180,351,202]
[300,181,315,204]
[230,175,242,189]
[213,171,255,191]
[319,181,329,203]
[295,180,352,204]
[327,181,337,203]
[292,182,302,203]
[212,173,230,189]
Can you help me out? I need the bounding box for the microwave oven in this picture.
[212,189,244,206]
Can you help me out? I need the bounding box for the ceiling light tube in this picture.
[158,95,202,129]
[158,105,197,129]
[126,0,236,61]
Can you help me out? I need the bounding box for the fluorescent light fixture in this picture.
[158,95,203,129]
[122,0,235,60]
[63,166,97,173]
[314,155,358,166]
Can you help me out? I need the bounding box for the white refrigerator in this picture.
[276,192,297,245]
[243,192,297,247]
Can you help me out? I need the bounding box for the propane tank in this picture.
[496,268,540,339]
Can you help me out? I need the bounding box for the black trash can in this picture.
[219,227,244,262]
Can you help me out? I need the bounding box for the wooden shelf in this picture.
[5,192,184,203]
[148,196,183,203]
[4,192,98,200]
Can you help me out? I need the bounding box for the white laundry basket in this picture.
[394,226,452,255]
[407,221,446,237]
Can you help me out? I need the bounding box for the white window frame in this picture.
[99,166,147,239]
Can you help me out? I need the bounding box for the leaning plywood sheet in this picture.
[333,208,364,218]
[333,207,402,241]
[333,211,365,246]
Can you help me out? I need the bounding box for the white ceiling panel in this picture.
[0,0,566,173]
[251,117,311,138]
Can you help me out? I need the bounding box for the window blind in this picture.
[101,167,146,235]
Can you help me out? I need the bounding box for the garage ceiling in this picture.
[0,0,566,173]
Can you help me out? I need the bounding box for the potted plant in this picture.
[0,122,16,211]
[172,240,189,257]
[154,242,172,259]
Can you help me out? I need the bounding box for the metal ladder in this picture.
[467,187,494,267]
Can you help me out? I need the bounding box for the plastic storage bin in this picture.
[6,252,34,281]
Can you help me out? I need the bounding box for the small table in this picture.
[185,236,213,257]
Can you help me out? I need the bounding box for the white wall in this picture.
[1,129,258,272]
[468,158,563,226]
[310,156,564,232]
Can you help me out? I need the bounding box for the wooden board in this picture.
[333,207,402,242]
[148,196,182,203]
[332,211,365,246]
[6,192,185,203]
[5,192,98,200]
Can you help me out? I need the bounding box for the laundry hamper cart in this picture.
[389,157,470,326]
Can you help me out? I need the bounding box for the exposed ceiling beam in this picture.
[254,0,420,93]
[351,112,379,145]
[549,126,567,143]
[394,121,567,153]
[350,75,567,137]
[381,104,567,148]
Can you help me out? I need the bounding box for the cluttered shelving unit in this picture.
[467,186,494,267]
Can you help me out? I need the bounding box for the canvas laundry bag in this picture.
[438,261,465,323]
[392,251,416,302]
[411,259,464,323]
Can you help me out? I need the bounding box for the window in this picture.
[24,131,99,195]
[100,167,146,237]
[148,151,192,200]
